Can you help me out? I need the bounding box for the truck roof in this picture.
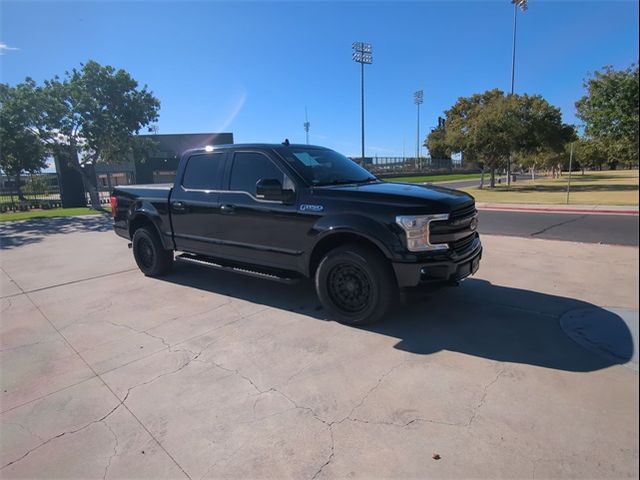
[182,143,331,157]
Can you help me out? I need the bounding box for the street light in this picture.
[414,90,424,170]
[352,41,372,164]
[507,0,527,186]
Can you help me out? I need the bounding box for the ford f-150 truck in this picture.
[112,143,481,325]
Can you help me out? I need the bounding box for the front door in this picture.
[214,150,308,271]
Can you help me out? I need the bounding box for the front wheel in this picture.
[132,227,174,277]
[315,244,396,325]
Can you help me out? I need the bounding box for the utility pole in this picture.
[507,0,528,187]
[566,142,574,204]
[303,107,310,145]
[352,42,372,164]
[414,90,423,171]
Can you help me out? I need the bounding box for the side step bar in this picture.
[175,253,300,284]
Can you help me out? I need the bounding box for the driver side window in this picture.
[229,152,293,196]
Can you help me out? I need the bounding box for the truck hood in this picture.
[311,181,474,212]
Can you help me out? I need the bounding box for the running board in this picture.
[175,253,300,284]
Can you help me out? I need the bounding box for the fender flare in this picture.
[305,214,403,275]
[128,200,174,250]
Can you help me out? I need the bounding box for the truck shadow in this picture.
[159,263,634,373]
[0,215,112,250]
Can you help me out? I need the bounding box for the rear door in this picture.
[170,151,227,255]
[214,150,306,271]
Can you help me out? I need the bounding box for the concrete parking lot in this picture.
[1,215,638,479]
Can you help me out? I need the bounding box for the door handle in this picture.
[220,204,235,215]
[171,201,186,212]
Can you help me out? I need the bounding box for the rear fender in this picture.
[128,200,174,250]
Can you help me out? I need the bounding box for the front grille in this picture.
[429,200,478,249]
[450,202,476,221]
[450,233,477,255]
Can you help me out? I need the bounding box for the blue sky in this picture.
[1,0,638,158]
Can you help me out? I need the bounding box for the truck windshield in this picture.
[277,147,377,186]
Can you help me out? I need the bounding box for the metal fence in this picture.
[0,185,111,213]
[361,157,467,176]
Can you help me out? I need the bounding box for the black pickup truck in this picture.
[112,143,481,325]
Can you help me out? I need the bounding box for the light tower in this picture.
[304,107,310,145]
[507,0,528,186]
[352,41,373,164]
[414,90,424,169]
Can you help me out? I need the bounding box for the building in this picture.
[93,132,234,188]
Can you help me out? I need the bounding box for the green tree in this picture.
[0,81,49,200]
[576,64,639,168]
[574,138,608,172]
[425,127,450,160]
[440,89,574,187]
[36,60,160,207]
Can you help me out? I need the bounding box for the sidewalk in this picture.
[476,202,639,216]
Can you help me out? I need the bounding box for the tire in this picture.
[315,244,396,325]
[132,226,174,277]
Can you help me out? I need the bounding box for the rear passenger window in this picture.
[229,152,286,195]
[182,153,224,190]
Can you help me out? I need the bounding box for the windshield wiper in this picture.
[316,178,378,186]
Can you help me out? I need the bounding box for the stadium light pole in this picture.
[414,90,424,170]
[304,107,310,145]
[507,0,528,187]
[352,42,372,164]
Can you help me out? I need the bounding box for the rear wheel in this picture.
[132,227,173,277]
[315,244,396,325]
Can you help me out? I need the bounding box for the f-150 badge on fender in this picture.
[299,204,324,212]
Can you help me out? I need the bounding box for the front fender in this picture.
[309,214,404,260]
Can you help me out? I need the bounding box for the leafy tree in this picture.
[425,127,451,160]
[35,60,160,207]
[436,89,574,187]
[0,82,49,199]
[576,64,639,168]
[574,138,608,172]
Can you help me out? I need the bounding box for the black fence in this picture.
[0,187,111,213]
[361,157,468,176]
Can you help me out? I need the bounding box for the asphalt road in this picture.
[478,210,639,246]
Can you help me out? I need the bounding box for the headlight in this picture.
[395,214,450,252]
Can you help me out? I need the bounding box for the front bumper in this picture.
[392,240,482,288]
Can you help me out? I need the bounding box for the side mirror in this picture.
[256,178,294,203]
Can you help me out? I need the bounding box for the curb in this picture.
[476,205,639,216]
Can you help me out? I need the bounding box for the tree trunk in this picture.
[14,173,25,200]
[83,176,101,209]
[490,168,496,188]
[66,145,101,209]
[530,167,535,181]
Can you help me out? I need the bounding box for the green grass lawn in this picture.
[461,170,639,205]
[0,207,108,222]
[388,173,482,184]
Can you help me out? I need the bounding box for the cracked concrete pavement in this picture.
[0,215,638,479]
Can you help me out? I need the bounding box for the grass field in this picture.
[388,173,482,184]
[0,207,108,222]
[461,170,639,205]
